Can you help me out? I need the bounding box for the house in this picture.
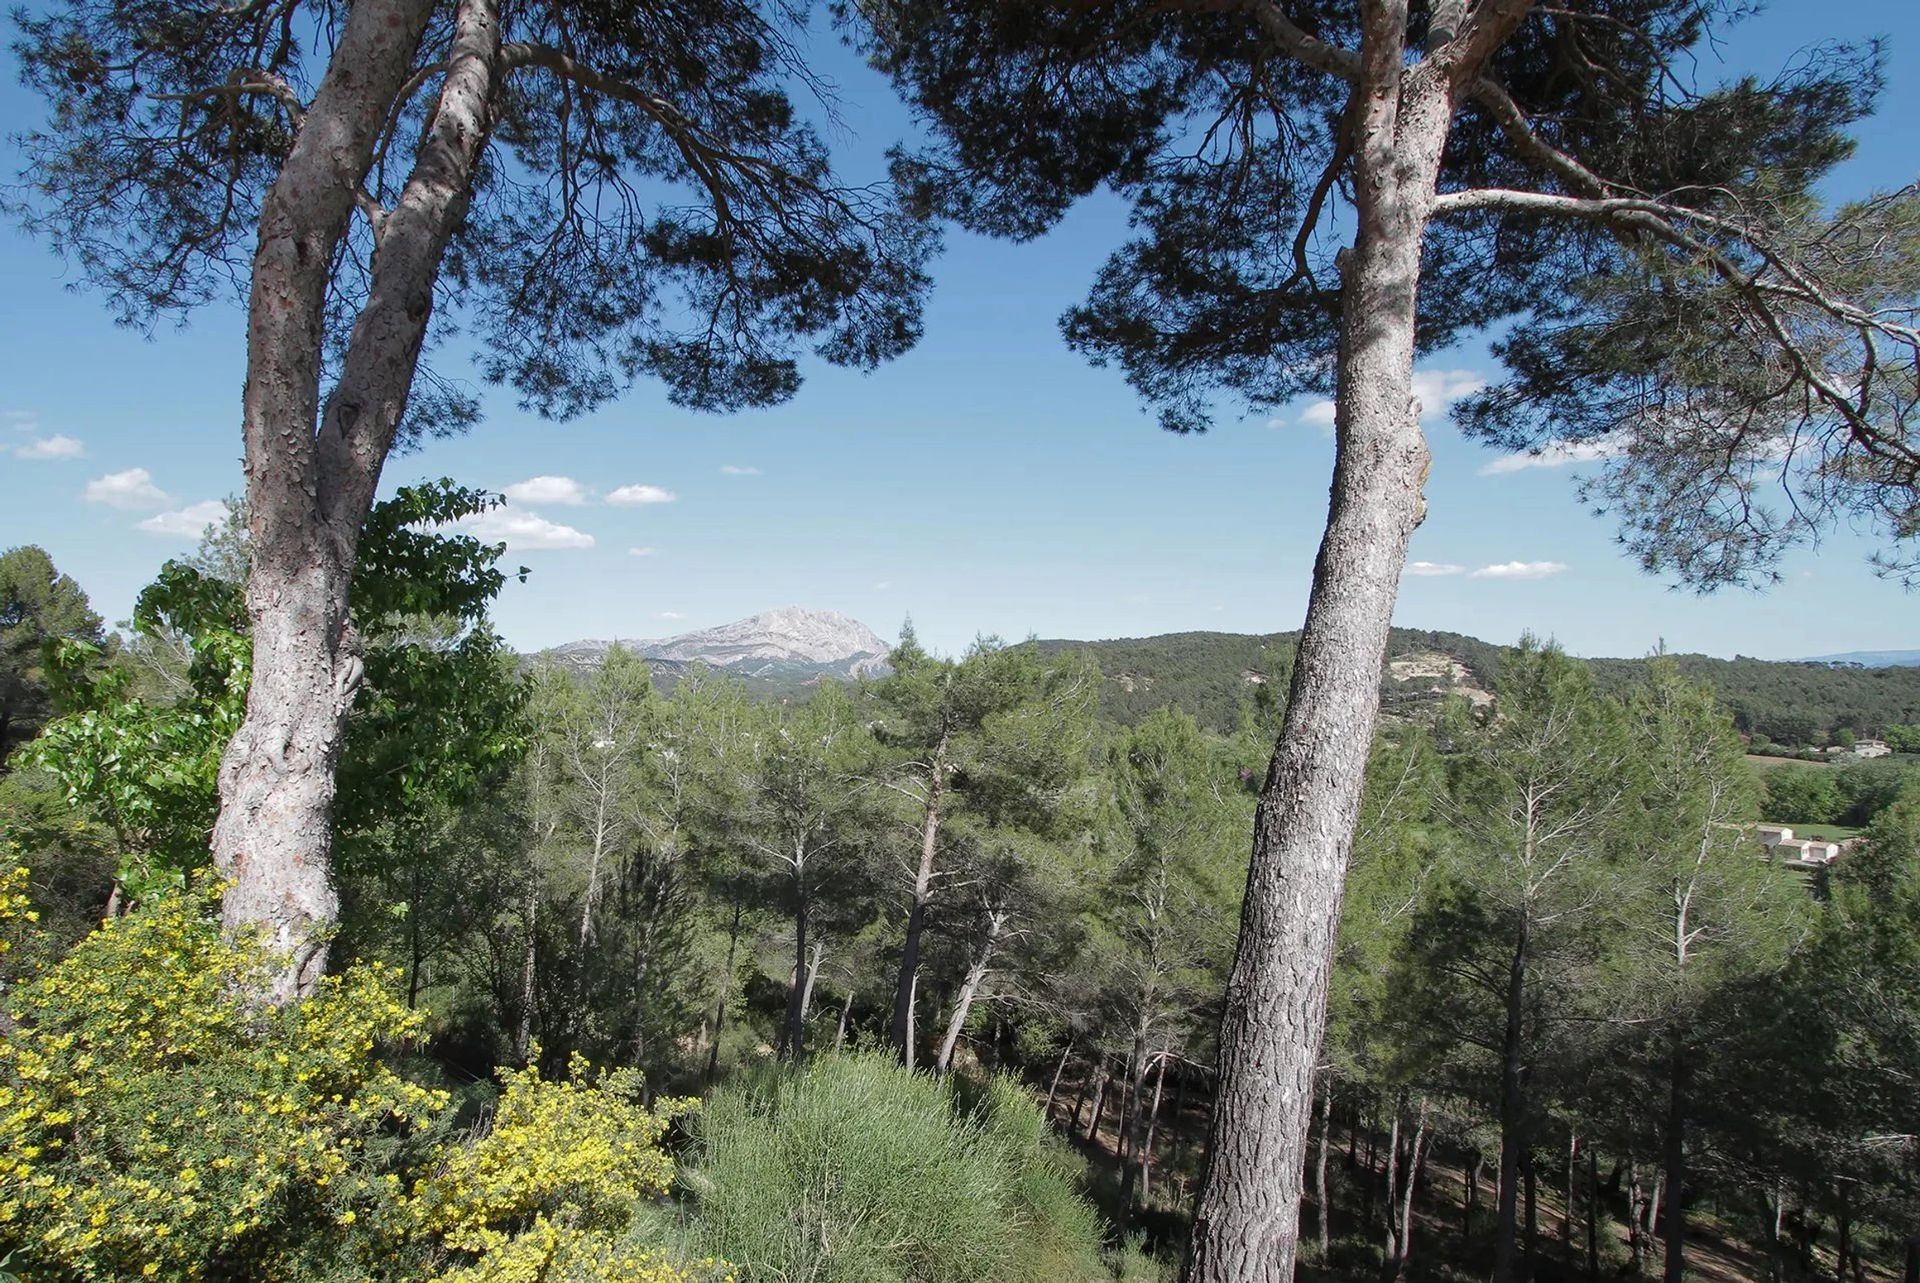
[1852,739,1892,758]
[1766,837,1842,867]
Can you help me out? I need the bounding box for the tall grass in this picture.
[682,1052,1110,1282]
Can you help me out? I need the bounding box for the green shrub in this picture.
[684,1053,1106,1283]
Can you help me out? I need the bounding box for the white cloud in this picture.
[628,546,658,558]
[1410,368,1486,419]
[503,475,588,505]
[1469,560,1569,581]
[1479,439,1618,475]
[657,611,686,621]
[14,434,85,460]
[873,580,892,590]
[1278,367,1486,436]
[1405,561,1465,577]
[720,464,761,476]
[138,500,229,539]
[606,483,677,506]
[460,509,595,550]
[84,467,170,509]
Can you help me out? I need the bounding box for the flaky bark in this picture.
[1181,28,1459,1277]
[214,0,503,1001]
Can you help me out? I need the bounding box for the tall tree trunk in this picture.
[1086,1062,1112,1143]
[1835,1184,1850,1283]
[835,986,855,1052]
[706,900,743,1086]
[799,938,824,1026]
[1494,915,1533,1283]
[1587,1147,1601,1283]
[1384,1099,1428,1283]
[1901,1234,1917,1283]
[1141,1044,1171,1204]
[934,910,1002,1075]
[780,887,810,1061]
[1317,1081,1334,1258]
[1382,1104,1405,1271]
[888,757,944,1063]
[1045,1039,1075,1117]
[1564,1131,1577,1254]
[514,883,538,1066]
[214,0,501,1003]
[1662,1039,1688,1283]
[1466,1152,1482,1237]
[1524,1154,1539,1283]
[1180,53,1450,1281]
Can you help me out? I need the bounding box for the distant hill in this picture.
[1034,629,1920,745]
[538,611,1920,746]
[1795,650,1920,668]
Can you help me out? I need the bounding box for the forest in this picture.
[4,0,1920,1281]
[5,519,1920,1283]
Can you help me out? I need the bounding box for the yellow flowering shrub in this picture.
[0,861,36,963]
[0,884,446,1282]
[408,1058,725,1283]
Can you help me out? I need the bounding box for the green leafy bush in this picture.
[684,1053,1106,1283]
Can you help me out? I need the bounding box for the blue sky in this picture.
[3,1,1917,660]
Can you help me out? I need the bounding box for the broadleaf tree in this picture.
[10,0,936,999]
[852,3,1912,1276]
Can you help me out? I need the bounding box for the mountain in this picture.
[1795,650,1920,668]
[543,607,891,689]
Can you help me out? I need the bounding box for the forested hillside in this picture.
[1037,629,1920,745]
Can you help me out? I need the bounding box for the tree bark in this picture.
[835,986,855,1052]
[1662,1039,1688,1283]
[1045,1039,1075,1116]
[934,909,1002,1075]
[1141,1044,1171,1203]
[215,0,502,1002]
[1087,1062,1112,1144]
[706,900,743,1086]
[1180,48,1450,1282]
[1317,1081,1334,1258]
[1587,1147,1601,1283]
[889,755,944,1063]
[780,885,810,1061]
[1494,913,1533,1283]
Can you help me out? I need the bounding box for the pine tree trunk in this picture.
[835,986,855,1052]
[1587,1148,1601,1283]
[1045,1039,1075,1116]
[1901,1234,1917,1283]
[1087,1063,1112,1144]
[215,0,501,1003]
[1466,1152,1482,1237]
[889,759,943,1064]
[1382,1106,1404,1258]
[1835,1184,1850,1283]
[706,901,743,1085]
[1662,1039,1688,1283]
[1524,1156,1539,1283]
[1494,915,1533,1283]
[780,887,810,1061]
[1317,1082,1334,1258]
[934,911,1001,1075]
[1141,1046,1171,1203]
[1179,47,1451,1283]
[1564,1132,1577,1255]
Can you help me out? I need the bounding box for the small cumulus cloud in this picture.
[14,434,85,460]
[503,475,587,505]
[657,611,686,621]
[1278,367,1485,435]
[1405,561,1465,577]
[138,500,229,539]
[628,546,658,558]
[85,467,169,510]
[873,581,892,590]
[720,464,761,476]
[607,483,677,506]
[460,509,595,550]
[1479,439,1618,476]
[1470,560,1568,581]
